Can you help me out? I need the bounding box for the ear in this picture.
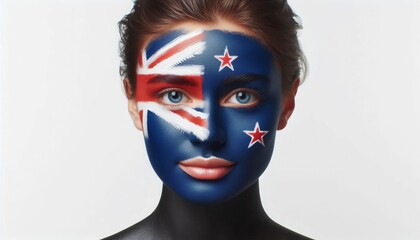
[277,79,300,130]
[124,79,143,131]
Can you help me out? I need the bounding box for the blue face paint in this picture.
[136,30,282,203]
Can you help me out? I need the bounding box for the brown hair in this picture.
[119,0,307,98]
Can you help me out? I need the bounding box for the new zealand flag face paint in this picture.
[136,30,282,203]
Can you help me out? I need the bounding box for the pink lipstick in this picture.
[178,157,235,180]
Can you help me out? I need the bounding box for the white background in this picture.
[1,0,420,239]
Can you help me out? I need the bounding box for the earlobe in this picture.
[277,79,300,130]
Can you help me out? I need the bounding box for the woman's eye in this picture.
[160,90,190,105]
[223,89,260,107]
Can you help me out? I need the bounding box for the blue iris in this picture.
[168,91,183,103]
[236,91,251,103]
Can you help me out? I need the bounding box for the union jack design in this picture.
[137,30,206,76]
[136,30,209,141]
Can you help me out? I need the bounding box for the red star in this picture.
[214,46,238,71]
[243,122,269,148]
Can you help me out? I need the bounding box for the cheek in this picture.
[144,113,200,173]
[144,111,199,153]
[221,104,279,161]
[211,107,277,193]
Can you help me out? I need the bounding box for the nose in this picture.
[189,105,226,148]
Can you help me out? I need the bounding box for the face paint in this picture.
[136,30,282,203]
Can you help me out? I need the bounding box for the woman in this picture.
[105,0,309,239]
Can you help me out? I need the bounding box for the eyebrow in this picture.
[223,74,270,85]
[148,75,198,86]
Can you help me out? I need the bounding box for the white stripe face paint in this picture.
[138,102,209,141]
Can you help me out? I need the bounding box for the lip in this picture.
[178,157,235,180]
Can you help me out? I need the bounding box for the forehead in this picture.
[144,30,276,76]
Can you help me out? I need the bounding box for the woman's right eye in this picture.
[159,89,191,105]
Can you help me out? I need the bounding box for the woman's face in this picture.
[134,24,283,203]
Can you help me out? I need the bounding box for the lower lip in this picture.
[178,165,233,180]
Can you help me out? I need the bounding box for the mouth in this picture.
[178,157,235,180]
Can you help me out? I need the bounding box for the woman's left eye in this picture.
[223,89,260,107]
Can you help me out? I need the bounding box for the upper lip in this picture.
[179,157,235,168]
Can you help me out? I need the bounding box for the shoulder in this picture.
[265,223,314,240]
[101,216,163,240]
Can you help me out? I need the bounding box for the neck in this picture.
[151,181,272,239]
